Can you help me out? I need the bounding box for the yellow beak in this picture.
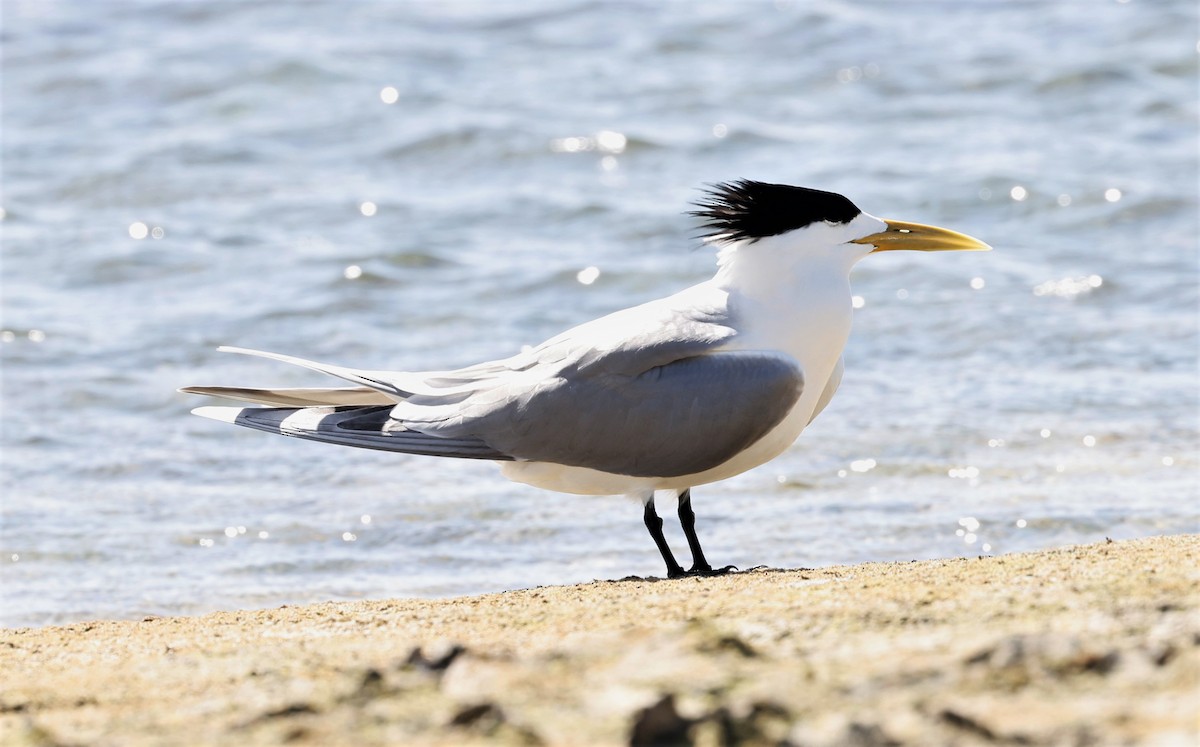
[852,220,991,253]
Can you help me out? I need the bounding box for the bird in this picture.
[182,180,990,579]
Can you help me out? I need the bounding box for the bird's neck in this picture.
[711,240,857,371]
[712,239,857,301]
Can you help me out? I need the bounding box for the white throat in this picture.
[708,212,884,390]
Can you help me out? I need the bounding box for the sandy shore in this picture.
[2,535,1197,746]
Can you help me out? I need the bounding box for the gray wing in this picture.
[510,350,805,477]
[380,293,805,478]
[396,349,804,478]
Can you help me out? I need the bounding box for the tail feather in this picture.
[216,346,414,397]
[212,346,500,398]
[180,385,395,407]
[191,404,513,461]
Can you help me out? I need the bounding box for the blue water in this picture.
[2,0,1197,628]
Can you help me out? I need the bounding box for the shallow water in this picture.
[2,0,1197,628]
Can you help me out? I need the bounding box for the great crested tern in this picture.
[183,180,989,578]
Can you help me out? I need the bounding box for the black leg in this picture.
[677,489,736,577]
[677,489,712,574]
[643,497,686,579]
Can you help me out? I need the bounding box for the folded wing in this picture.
[412,349,805,477]
[184,291,804,478]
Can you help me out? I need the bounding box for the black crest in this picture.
[690,180,862,243]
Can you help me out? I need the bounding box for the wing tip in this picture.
[190,405,246,424]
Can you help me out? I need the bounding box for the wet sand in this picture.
[2,535,1197,746]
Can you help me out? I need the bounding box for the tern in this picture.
[183,180,989,578]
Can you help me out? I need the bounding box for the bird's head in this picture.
[692,180,990,269]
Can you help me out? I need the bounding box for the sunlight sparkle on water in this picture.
[27,330,45,343]
[1010,186,1027,201]
[957,518,984,547]
[850,458,876,473]
[712,123,728,138]
[361,514,372,525]
[380,86,399,104]
[1104,188,1122,202]
[1057,194,1072,207]
[595,130,626,153]
[970,277,985,290]
[344,265,363,280]
[552,136,587,153]
[1162,456,1175,466]
[360,201,377,217]
[129,222,149,239]
[1016,519,1028,528]
[551,130,627,154]
[342,532,357,542]
[1033,275,1102,299]
[576,266,601,285]
[837,66,863,83]
[852,295,865,309]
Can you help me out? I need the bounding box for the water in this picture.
[2,0,1197,628]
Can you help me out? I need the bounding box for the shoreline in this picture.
[3,534,1197,745]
